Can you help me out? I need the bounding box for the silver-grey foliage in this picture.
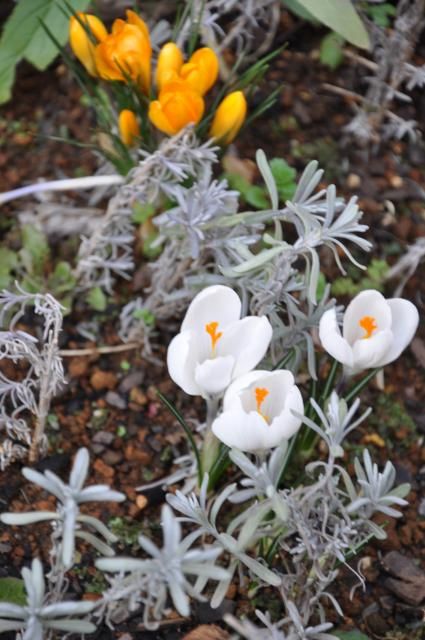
[96,504,229,630]
[1,447,125,569]
[0,286,65,467]
[127,147,371,375]
[0,558,96,640]
[74,128,220,293]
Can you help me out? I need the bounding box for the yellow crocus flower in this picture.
[148,81,205,136]
[94,10,151,93]
[210,91,247,144]
[69,13,107,76]
[118,109,140,146]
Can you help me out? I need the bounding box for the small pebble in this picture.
[105,391,127,410]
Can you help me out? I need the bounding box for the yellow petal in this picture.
[126,10,150,41]
[156,42,184,91]
[210,91,247,144]
[149,84,205,136]
[69,13,107,76]
[118,109,140,146]
[184,47,218,94]
[148,100,178,136]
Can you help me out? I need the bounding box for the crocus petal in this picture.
[343,289,392,344]
[167,331,201,396]
[352,329,393,371]
[212,409,270,451]
[218,316,272,378]
[181,285,241,333]
[223,369,271,411]
[148,100,177,136]
[194,356,235,396]
[378,298,419,365]
[319,308,354,367]
[267,384,304,442]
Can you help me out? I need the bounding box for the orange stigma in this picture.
[359,315,377,339]
[205,321,223,353]
[255,387,269,422]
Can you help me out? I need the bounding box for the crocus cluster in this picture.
[167,285,304,453]
[69,11,247,147]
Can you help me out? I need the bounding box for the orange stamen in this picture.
[255,387,269,423]
[205,321,223,353]
[359,315,377,339]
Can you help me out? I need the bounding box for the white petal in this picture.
[167,331,201,396]
[181,285,241,333]
[218,316,272,378]
[266,384,304,444]
[352,329,393,371]
[222,370,270,411]
[343,290,391,344]
[319,309,353,367]
[194,356,234,396]
[379,298,419,366]
[212,409,271,451]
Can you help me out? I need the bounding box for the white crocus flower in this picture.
[212,369,304,452]
[319,289,419,375]
[167,285,273,397]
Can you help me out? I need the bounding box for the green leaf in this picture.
[269,158,297,201]
[334,631,370,640]
[0,248,18,272]
[282,0,318,21]
[20,225,50,275]
[0,0,90,103]
[224,173,269,209]
[86,287,107,311]
[320,32,345,70]
[0,50,17,104]
[132,202,155,224]
[366,3,396,28]
[0,577,26,606]
[292,0,370,49]
[132,308,155,327]
[48,261,76,294]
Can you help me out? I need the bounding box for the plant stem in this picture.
[201,395,221,478]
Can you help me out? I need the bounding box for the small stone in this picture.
[105,391,127,410]
[92,430,114,446]
[136,495,148,510]
[119,371,145,393]
[389,174,403,188]
[68,358,89,378]
[362,433,386,448]
[347,173,361,189]
[124,444,151,464]
[93,458,115,478]
[129,388,148,406]
[183,626,230,640]
[90,370,117,391]
[103,450,123,466]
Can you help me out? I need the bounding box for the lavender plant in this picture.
[0,558,96,640]
[1,448,125,570]
[0,286,65,466]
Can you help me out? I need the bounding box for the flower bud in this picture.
[180,47,219,95]
[69,13,107,76]
[148,82,205,136]
[118,109,140,146]
[94,10,151,93]
[210,91,247,144]
[156,42,184,91]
